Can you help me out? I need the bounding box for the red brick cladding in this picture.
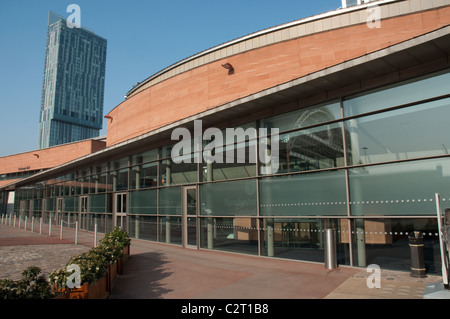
[0,139,106,180]
[106,6,450,146]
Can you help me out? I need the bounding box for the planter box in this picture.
[108,262,118,293]
[54,246,130,299]
[56,275,108,299]
[118,245,130,275]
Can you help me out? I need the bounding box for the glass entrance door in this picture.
[182,186,197,248]
[115,193,127,230]
[79,196,88,230]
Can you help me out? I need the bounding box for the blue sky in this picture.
[0,0,340,157]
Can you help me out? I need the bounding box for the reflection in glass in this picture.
[349,158,450,216]
[200,180,257,216]
[132,149,158,165]
[344,70,450,116]
[89,194,106,213]
[277,123,346,173]
[64,196,78,212]
[160,156,197,186]
[202,141,257,182]
[129,189,157,214]
[350,218,441,274]
[129,215,157,241]
[159,216,182,245]
[130,162,158,189]
[108,169,128,192]
[261,218,349,264]
[199,217,259,255]
[159,187,182,215]
[260,101,341,133]
[346,98,450,166]
[259,171,347,216]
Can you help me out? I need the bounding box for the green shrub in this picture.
[49,227,130,291]
[0,266,54,299]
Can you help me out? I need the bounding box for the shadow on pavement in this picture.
[109,251,173,299]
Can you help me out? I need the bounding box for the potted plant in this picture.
[49,227,131,299]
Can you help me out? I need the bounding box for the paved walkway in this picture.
[0,222,446,299]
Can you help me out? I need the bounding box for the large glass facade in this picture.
[11,69,450,274]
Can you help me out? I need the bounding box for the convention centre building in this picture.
[1,0,450,273]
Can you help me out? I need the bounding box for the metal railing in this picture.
[0,213,108,247]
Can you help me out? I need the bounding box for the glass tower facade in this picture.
[38,11,107,149]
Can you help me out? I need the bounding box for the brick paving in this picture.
[0,223,90,281]
[0,221,447,299]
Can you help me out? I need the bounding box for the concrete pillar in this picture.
[135,215,140,239]
[207,218,214,249]
[206,160,214,249]
[135,165,141,190]
[112,171,117,192]
[165,160,172,186]
[267,218,274,257]
[166,217,171,243]
[356,219,366,267]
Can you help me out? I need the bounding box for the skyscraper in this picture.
[38,11,107,149]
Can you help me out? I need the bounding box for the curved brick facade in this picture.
[105,1,450,146]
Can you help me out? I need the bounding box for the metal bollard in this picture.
[94,223,98,247]
[75,221,78,245]
[409,231,427,278]
[324,229,337,269]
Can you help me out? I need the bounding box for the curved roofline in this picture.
[125,0,403,98]
[9,23,449,192]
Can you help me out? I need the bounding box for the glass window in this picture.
[129,189,157,214]
[64,197,77,213]
[129,215,158,241]
[96,172,107,193]
[260,218,349,264]
[348,158,450,216]
[350,218,441,274]
[111,157,129,169]
[200,180,257,216]
[159,187,182,215]
[344,70,450,116]
[94,163,108,173]
[32,199,42,212]
[199,217,259,255]
[202,140,257,182]
[159,216,182,245]
[89,194,107,213]
[259,170,348,216]
[345,98,450,166]
[130,162,158,189]
[132,149,158,165]
[108,168,129,191]
[160,156,197,186]
[276,123,345,173]
[260,101,341,133]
